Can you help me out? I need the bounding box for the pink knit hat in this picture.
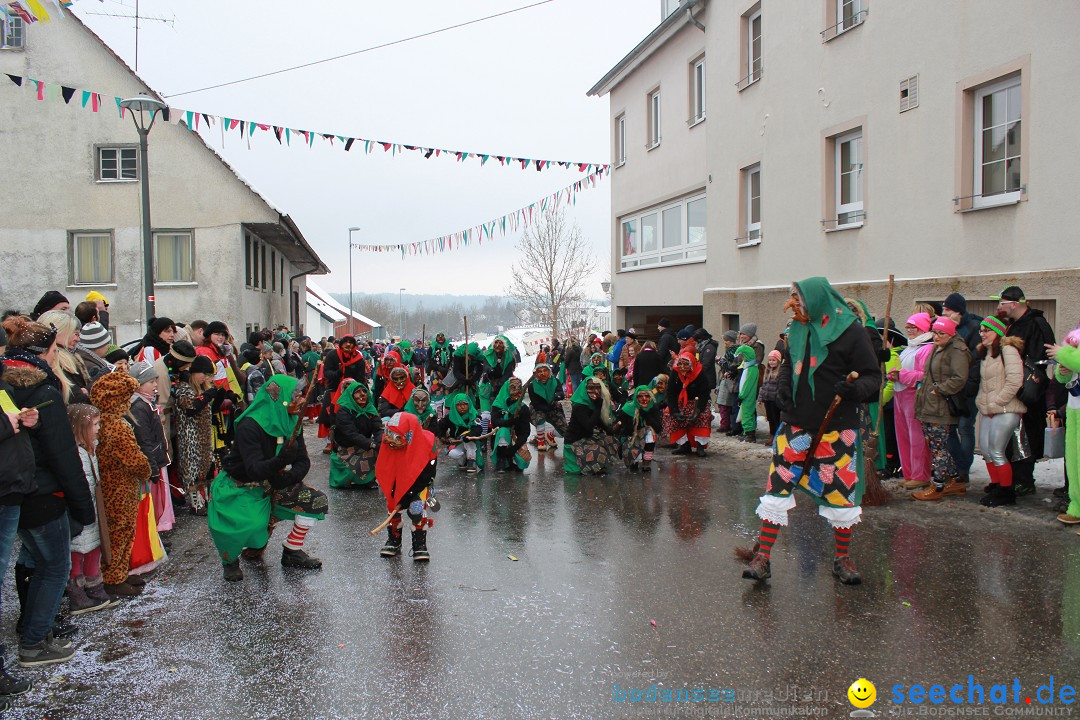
[932,316,957,336]
[905,313,932,333]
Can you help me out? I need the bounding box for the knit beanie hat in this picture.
[30,291,69,320]
[657,318,670,329]
[739,323,758,338]
[980,316,1008,337]
[105,348,129,364]
[767,349,782,362]
[2,315,56,354]
[932,317,957,336]
[722,330,738,342]
[943,292,967,314]
[79,322,111,349]
[129,361,159,386]
[148,316,175,337]
[190,355,215,375]
[170,340,197,363]
[85,291,109,304]
[906,313,932,333]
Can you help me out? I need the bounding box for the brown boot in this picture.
[741,553,771,581]
[941,479,967,497]
[902,478,931,490]
[912,484,945,501]
[103,582,142,597]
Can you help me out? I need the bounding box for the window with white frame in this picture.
[974,77,1021,207]
[748,11,762,83]
[70,232,114,284]
[691,57,705,123]
[838,0,864,33]
[744,165,761,244]
[97,146,138,182]
[647,89,661,148]
[835,130,864,226]
[155,231,194,283]
[619,194,706,270]
[1,16,24,49]
[615,114,626,165]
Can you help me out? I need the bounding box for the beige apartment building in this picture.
[590,0,1080,346]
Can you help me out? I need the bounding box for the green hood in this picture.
[787,276,858,402]
[492,380,525,414]
[338,380,377,418]
[570,377,602,409]
[735,344,757,367]
[482,335,517,371]
[620,385,655,417]
[403,387,435,423]
[429,336,452,352]
[448,392,477,428]
[235,374,300,439]
[530,367,559,403]
[453,342,481,359]
[396,340,414,364]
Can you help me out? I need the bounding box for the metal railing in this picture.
[735,66,763,91]
[821,9,868,41]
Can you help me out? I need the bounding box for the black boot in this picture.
[695,445,707,457]
[980,484,1016,507]
[495,447,510,472]
[671,443,692,455]
[742,553,771,581]
[739,431,758,444]
[380,525,402,557]
[222,561,243,582]
[411,530,430,562]
[281,547,323,569]
[832,557,862,585]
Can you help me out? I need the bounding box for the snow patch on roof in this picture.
[307,281,381,327]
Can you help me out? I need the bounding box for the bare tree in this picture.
[507,207,595,339]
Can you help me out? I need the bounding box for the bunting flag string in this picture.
[0,72,610,175]
[351,169,607,258]
[2,0,89,24]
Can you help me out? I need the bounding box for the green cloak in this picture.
[492,381,528,470]
[396,340,414,364]
[482,335,517,374]
[404,388,436,425]
[329,380,379,488]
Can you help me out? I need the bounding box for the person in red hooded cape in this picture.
[371,350,403,401]
[378,365,416,418]
[667,350,713,457]
[375,412,437,561]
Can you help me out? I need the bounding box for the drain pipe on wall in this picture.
[687,5,705,32]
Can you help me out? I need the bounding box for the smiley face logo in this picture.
[847,678,876,709]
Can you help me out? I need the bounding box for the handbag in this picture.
[1007,418,1032,462]
[1045,414,1065,460]
[1017,358,1043,408]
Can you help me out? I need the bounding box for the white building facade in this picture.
[0,10,327,344]
[591,0,1080,345]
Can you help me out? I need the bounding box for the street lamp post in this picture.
[399,288,405,341]
[119,94,168,325]
[347,227,360,336]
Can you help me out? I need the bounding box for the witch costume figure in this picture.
[741,276,881,586]
[437,392,486,473]
[376,412,437,561]
[378,365,416,418]
[613,385,663,472]
[528,363,566,452]
[491,377,532,473]
[404,388,437,432]
[207,375,329,582]
[563,378,619,475]
[328,380,382,488]
[668,351,713,457]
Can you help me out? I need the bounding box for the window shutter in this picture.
[900,74,919,113]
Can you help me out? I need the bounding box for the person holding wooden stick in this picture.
[207,375,328,582]
[375,412,437,561]
[742,277,881,586]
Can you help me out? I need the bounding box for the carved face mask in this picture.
[637,391,653,407]
[534,366,551,383]
[586,381,601,401]
[391,368,408,390]
[508,379,523,401]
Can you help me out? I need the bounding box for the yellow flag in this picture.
[25,0,51,22]
[0,390,18,415]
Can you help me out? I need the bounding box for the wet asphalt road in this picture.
[4,425,1079,720]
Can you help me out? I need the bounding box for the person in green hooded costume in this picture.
[742,277,880,587]
[426,333,454,415]
[612,385,663,471]
[328,380,382,488]
[491,377,532,472]
[436,392,485,473]
[528,363,566,451]
[563,378,618,475]
[395,340,424,384]
[735,344,761,441]
[404,387,437,432]
[581,352,608,379]
[448,342,483,401]
[208,374,329,582]
[478,335,517,432]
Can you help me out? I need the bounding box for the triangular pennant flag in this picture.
[5,74,22,87]
[60,85,75,103]
[344,138,354,152]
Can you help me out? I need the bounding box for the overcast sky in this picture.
[73,0,662,297]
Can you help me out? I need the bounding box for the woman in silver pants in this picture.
[974,317,1027,507]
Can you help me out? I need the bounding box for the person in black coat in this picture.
[996,286,1056,494]
[2,316,94,665]
[322,336,367,392]
[562,338,584,392]
[127,362,170,484]
[563,379,619,475]
[448,343,484,396]
[656,319,679,368]
[693,328,720,390]
[630,341,666,388]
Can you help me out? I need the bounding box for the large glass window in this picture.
[1,16,24,48]
[155,231,194,282]
[974,77,1021,206]
[71,232,114,284]
[746,166,761,243]
[749,12,762,82]
[648,90,661,148]
[619,194,706,270]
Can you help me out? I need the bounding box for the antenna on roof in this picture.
[81,0,175,71]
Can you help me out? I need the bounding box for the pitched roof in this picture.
[307,281,381,328]
[66,6,328,274]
